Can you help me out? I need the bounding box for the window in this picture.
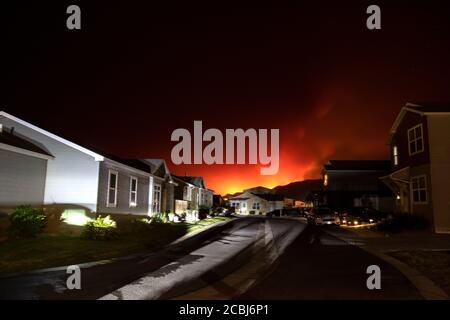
[129,177,138,207]
[412,175,427,204]
[183,186,193,201]
[393,145,399,166]
[323,174,328,187]
[153,184,161,213]
[252,202,260,210]
[408,124,424,155]
[107,170,118,207]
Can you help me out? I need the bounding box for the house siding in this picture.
[427,114,450,233]
[0,149,47,209]
[409,164,434,224]
[0,118,100,211]
[97,161,150,215]
[391,112,430,169]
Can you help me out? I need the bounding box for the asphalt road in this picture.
[239,223,422,300]
[0,217,421,300]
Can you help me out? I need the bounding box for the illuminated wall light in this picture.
[60,209,93,226]
[323,174,328,187]
[396,194,401,200]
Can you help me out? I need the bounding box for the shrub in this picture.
[375,213,429,233]
[249,210,256,215]
[150,212,167,224]
[82,215,119,240]
[9,205,47,238]
[198,205,210,220]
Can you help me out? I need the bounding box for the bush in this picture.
[150,212,167,224]
[198,205,210,220]
[82,215,119,240]
[9,205,47,238]
[249,210,256,215]
[375,213,429,233]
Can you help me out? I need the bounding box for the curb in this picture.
[369,250,449,300]
[322,228,450,300]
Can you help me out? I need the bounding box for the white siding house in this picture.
[229,191,284,215]
[0,111,171,216]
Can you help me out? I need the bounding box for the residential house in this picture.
[322,160,393,212]
[172,175,213,215]
[141,159,175,214]
[229,191,284,215]
[0,111,170,217]
[381,103,450,233]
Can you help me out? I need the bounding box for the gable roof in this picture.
[0,127,53,159]
[0,111,104,161]
[388,103,450,144]
[0,111,170,177]
[229,191,284,202]
[323,160,391,171]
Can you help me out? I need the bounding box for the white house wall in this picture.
[0,118,100,212]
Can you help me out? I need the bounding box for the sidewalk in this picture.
[324,226,450,300]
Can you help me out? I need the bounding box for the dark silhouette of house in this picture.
[322,160,393,212]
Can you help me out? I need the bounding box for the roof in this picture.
[140,159,172,180]
[0,111,104,161]
[229,191,284,202]
[0,111,168,177]
[324,160,391,171]
[388,103,450,144]
[405,103,450,114]
[0,128,53,158]
[173,175,206,189]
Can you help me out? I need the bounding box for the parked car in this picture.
[339,207,387,226]
[308,207,338,225]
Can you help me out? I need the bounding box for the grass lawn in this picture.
[389,250,450,296]
[0,216,231,274]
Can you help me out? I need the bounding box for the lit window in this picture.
[412,175,427,204]
[324,174,328,187]
[107,170,118,207]
[408,124,424,155]
[129,177,138,207]
[393,145,399,166]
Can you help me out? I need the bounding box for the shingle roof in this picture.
[324,160,391,171]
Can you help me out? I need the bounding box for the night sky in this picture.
[1,1,450,194]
